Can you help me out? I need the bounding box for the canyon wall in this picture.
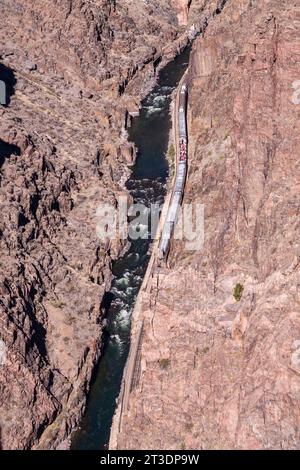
[0,0,211,450]
[115,0,300,449]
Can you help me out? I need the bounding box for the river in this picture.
[71,46,191,450]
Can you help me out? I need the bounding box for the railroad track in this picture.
[129,323,144,393]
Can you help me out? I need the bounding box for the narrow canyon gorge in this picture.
[0,0,299,451]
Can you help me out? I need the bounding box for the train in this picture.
[0,80,6,106]
[159,82,188,259]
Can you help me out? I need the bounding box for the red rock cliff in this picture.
[0,0,206,450]
[115,0,300,450]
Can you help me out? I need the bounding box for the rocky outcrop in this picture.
[0,0,210,450]
[114,0,300,449]
[171,0,191,25]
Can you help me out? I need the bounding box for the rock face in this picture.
[115,0,300,450]
[0,0,207,450]
[171,0,190,25]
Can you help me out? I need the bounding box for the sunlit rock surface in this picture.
[115,0,300,450]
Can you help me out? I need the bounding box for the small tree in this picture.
[159,358,171,369]
[233,283,244,301]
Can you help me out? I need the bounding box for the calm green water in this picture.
[71,46,191,450]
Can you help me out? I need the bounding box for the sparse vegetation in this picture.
[51,300,66,309]
[167,143,176,176]
[66,279,76,293]
[65,315,76,326]
[185,421,193,432]
[168,143,175,161]
[159,358,171,370]
[233,283,244,301]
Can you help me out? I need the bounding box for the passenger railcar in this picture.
[159,82,188,259]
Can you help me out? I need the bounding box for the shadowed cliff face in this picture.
[0,0,213,450]
[0,140,20,169]
[115,0,300,450]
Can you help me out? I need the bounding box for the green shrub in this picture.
[233,283,244,301]
[159,358,171,369]
[168,143,175,160]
